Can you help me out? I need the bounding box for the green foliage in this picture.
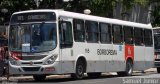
[152,5,160,27]
[134,0,149,6]
[121,0,134,10]
[87,0,150,17]
[0,0,36,24]
[0,0,159,26]
[88,0,116,17]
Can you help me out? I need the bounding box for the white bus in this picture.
[8,10,154,81]
[153,27,160,73]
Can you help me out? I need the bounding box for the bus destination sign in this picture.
[11,12,56,23]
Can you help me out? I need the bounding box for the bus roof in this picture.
[153,27,160,29]
[12,9,152,29]
[153,27,160,34]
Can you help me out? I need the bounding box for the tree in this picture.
[0,0,36,24]
[151,5,160,27]
[88,0,116,17]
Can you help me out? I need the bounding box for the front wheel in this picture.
[71,60,85,79]
[33,75,46,81]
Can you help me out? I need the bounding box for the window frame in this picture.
[99,22,112,44]
[73,19,85,42]
[144,29,153,46]
[59,21,73,47]
[112,24,123,44]
[85,20,99,43]
[134,28,144,46]
[123,26,134,45]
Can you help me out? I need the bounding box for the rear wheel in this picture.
[157,67,160,73]
[117,60,133,76]
[125,60,133,76]
[33,75,46,81]
[87,72,101,78]
[71,60,85,79]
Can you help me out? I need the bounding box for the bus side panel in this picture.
[144,47,154,69]
[134,46,145,70]
[86,43,102,72]
[112,45,126,72]
[60,48,75,74]
[99,44,113,72]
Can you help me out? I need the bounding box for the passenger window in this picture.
[73,19,85,42]
[59,21,73,47]
[112,25,123,44]
[99,23,111,43]
[144,29,153,46]
[124,26,133,44]
[134,28,144,46]
[85,21,99,43]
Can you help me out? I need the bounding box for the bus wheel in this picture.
[157,67,160,73]
[33,75,46,81]
[125,60,133,76]
[117,60,133,76]
[71,60,85,79]
[87,72,101,78]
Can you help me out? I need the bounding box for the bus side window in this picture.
[124,26,133,44]
[144,29,153,46]
[85,21,99,43]
[99,23,111,43]
[73,19,85,42]
[112,25,123,44]
[59,21,73,47]
[134,28,144,46]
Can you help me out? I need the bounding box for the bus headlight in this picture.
[10,61,17,65]
[44,54,58,65]
[10,60,18,65]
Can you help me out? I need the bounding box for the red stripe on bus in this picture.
[125,45,134,61]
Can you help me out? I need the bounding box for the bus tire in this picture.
[125,60,133,76]
[87,72,101,78]
[71,60,85,79]
[157,67,160,73]
[117,60,133,76]
[33,75,46,81]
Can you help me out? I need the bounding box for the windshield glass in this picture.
[154,34,160,50]
[9,23,57,52]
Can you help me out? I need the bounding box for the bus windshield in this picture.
[9,23,57,52]
[154,34,160,50]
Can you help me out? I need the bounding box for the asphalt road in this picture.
[1,70,160,84]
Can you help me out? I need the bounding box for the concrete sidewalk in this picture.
[145,68,157,72]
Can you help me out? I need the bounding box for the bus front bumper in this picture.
[9,61,61,75]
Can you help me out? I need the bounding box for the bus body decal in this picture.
[125,45,134,61]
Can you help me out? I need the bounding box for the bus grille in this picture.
[22,55,46,60]
[22,67,40,71]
